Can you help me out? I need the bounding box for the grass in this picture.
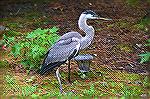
[3,74,37,97]
[2,66,149,98]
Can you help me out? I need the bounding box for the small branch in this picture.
[15,8,21,15]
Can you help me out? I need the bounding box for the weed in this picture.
[4,75,20,93]
[126,0,139,6]
[83,84,95,96]
[143,76,150,87]
[139,39,150,63]
[121,83,142,97]
[116,44,133,52]
[2,27,60,71]
[2,34,15,47]
[44,91,61,98]
[4,75,37,96]
[134,16,150,32]
[21,86,37,96]
[0,60,9,68]
[31,94,39,98]
[139,52,150,63]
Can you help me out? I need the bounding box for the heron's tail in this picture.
[39,61,66,75]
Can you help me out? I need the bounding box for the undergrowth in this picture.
[139,39,150,63]
[2,27,60,71]
[4,75,37,96]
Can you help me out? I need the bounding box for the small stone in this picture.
[117,66,124,70]
[34,4,37,7]
[140,94,147,98]
[134,80,142,85]
[0,25,6,31]
[89,3,92,5]
[136,44,142,48]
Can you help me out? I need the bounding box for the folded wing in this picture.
[39,32,82,75]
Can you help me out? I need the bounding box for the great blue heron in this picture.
[39,10,111,91]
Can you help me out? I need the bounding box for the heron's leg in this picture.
[68,60,71,83]
[56,67,63,93]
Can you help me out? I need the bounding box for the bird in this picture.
[39,10,111,84]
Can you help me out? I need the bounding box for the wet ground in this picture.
[0,0,150,98]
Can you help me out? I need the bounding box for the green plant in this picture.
[83,84,95,96]
[139,39,150,63]
[0,60,9,68]
[143,76,150,87]
[140,17,150,27]
[122,85,142,97]
[2,34,15,47]
[22,86,37,96]
[126,0,139,6]
[31,94,39,98]
[134,16,150,32]
[4,75,20,92]
[3,26,60,71]
[139,52,150,63]
[4,75,37,96]
[43,91,61,98]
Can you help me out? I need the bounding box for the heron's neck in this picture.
[78,14,95,49]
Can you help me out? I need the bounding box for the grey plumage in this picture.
[39,10,111,75]
[39,32,81,75]
[45,32,82,64]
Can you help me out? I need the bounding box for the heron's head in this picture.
[82,10,112,20]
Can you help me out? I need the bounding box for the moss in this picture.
[126,0,139,6]
[0,60,9,68]
[116,44,133,53]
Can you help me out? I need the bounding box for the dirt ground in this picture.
[1,0,149,73]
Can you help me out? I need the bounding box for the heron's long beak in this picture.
[93,15,112,20]
[98,17,112,20]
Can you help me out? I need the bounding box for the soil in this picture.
[1,0,150,73]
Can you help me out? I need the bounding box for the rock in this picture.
[0,25,9,31]
[0,25,6,31]
[136,44,142,48]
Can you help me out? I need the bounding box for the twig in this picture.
[15,8,21,15]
